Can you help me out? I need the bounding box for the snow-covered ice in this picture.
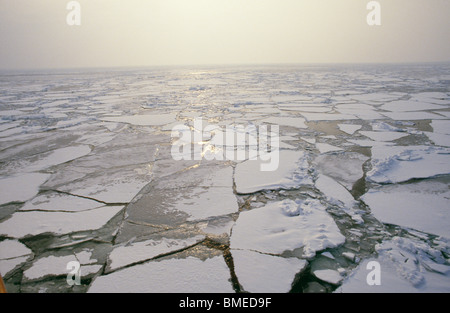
[88,256,234,293]
[367,145,450,183]
[234,150,312,194]
[231,249,307,293]
[362,180,450,238]
[230,199,345,259]
[0,65,448,293]
[337,236,450,293]
[0,206,124,238]
[106,235,205,272]
[338,123,362,135]
[0,173,50,205]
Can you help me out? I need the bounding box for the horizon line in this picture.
[1,60,450,73]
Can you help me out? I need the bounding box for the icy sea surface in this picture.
[0,64,449,293]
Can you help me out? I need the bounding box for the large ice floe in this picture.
[367,145,450,184]
[230,199,345,259]
[234,150,312,194]
[0,64,449,293]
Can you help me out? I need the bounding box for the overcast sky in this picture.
[0,0,449,70]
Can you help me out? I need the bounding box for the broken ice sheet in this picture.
[102,113,177,126]
[56,165,152,203]
[261,116,307,129]
[367,145,450,184]
[114,165,237,243]
[337,236,450,293]
[315,174,363,224]
[170,186,238,221]
[20,192,104,212]
[1,145,92,175]
[313,152,369,190]
[0,173,50,205]
[313,269,343,285]
[359,131,409,142]
[315,143,343,154]
[338,123,362,135]
[106,235,205,272]
[231,249,307,293]
[0,240,33,277]
[88,256,234,293]
[382,111,445,121]
[362,180,450,238]
[230,199,345,259]
[234,150,312,194]
[380,100,446,112]
[0,205,124,238]
[23,254,102,282]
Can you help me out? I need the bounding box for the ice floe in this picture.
[0,173,50,205]
[362,180,450,238]
[102,113,177,126]
[23,254,102,282]
[359,131,408,142]
[367,145,450,183]
[313,152,369,190]
[337,236,450,292]
[315,143,343,154]
[313,269,344,285]
[106,235,205,272]
[88,256,234,293]
[0,240,33,277]
[230,199,345,259]
[20,192,104,212]
[231,249,307,293]
[234,150,312,194]
[338,124,362,135]
[0,206,124,238]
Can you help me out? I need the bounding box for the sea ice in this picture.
[424,131,450,147]
[23,254,102,282]
[315,143,343,154]
[0,240,33,277]
[261,116,307,129]
[0,205,124,238]
[380,100,445,112]
[337,237,450,292]
[367,145,450,183]
[234,150,312,194]
[301,113,358,121]
[362,180,450,238]
[4,145,92,174]
[338,124,362,135]
[431,120,450,134]
[359,131,408,142]
[57,166,152,203]
[313,152,369,190]
[382,112,444,121]
[0,173,50,205]
[231,249,307,293]
[102,113,177,126]
[315,174,362,224]
[88,256,234,293]
[230,199,345,259]
[106,235,205,272]
[313,269,343,285]
[20,192,104,212]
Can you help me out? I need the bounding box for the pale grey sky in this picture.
[0,0,449,69]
